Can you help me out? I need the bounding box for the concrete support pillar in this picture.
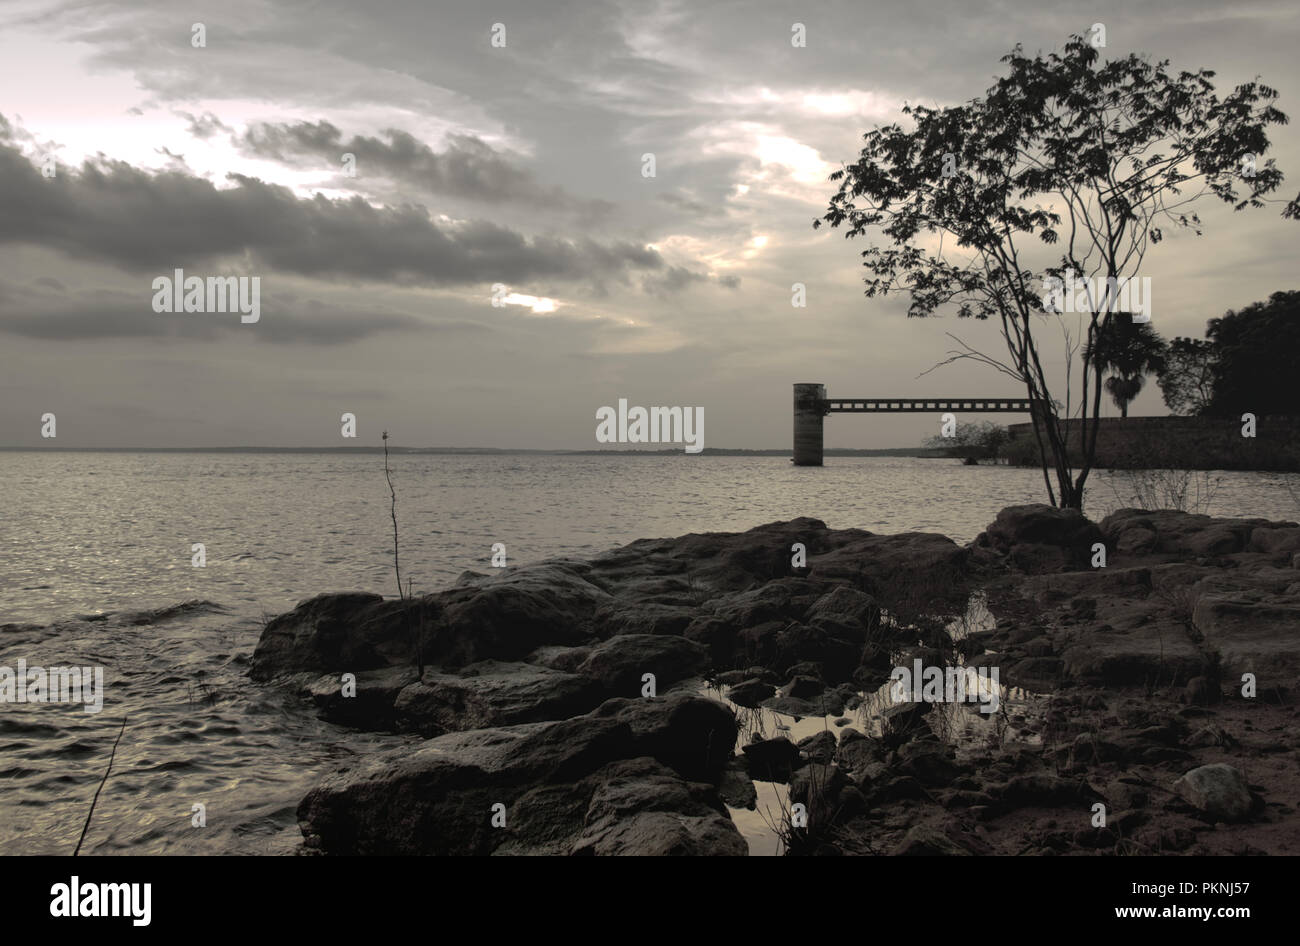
[793,383,826,466]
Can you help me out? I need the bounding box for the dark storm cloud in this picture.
[0,280,444,344]
[3,0,1297,449]
[238,120,612,218]
[0,134,666,289]
[641,266,741,295]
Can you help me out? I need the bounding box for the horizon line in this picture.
[0,445,941,455]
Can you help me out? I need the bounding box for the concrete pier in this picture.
[792,383,827,466]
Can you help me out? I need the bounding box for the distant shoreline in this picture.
[0,446,949,457]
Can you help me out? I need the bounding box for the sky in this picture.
[0,0,1296,449]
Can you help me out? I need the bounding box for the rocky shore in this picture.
[250,505,1300,855]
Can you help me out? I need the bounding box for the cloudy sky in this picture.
[1,0,1296,449]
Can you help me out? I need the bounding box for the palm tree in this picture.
[1086,320,1168,417]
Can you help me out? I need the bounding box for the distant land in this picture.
[0,446,949,457]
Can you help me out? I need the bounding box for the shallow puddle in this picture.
[702,592,1045,855]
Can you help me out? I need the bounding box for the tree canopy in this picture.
[1203,290,1300,417]
[817,32,1294,507]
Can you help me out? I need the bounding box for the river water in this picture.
[2,452,1296,854]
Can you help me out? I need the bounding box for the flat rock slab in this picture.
[1192,595,1300,688]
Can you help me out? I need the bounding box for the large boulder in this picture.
[251,564,607,681]
[250,592,392,680]
[569,758,747,856]
[297,693,740,855]
[974,505,1104,573]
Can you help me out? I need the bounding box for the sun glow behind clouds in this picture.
[502,293,559,314]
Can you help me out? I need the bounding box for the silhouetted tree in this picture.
[1157,337,1219,415]
[1203,290,1300,417]
[1085,319,1167,417]
[816,33,1293,508]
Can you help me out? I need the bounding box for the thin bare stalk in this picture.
[74,716,127,856]
[382,430,403,599]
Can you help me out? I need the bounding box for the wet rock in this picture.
[714,669,750,686]
[719,755,757,810]
[785,660,824,680]
[570,759,747,856]
[575,634,708,697]
[835,733,884,777]
[526,644,591,672]
[805,586,878,635]
[726,678,775,708]
[785,675,825,700]
[297,693,739,855]
[789,763,858,835]
[974,504,1104,573]
[304,666,418,729]
[709,578,817,630]
[796,730,838,765]
[1105,510,1300,565]
[254,566,606,681]
[252,592,390,680]
[775,624,861,682]
[880,701,933,747]
[392,661,605,734]
[1248,525,1300,555]
[595,602,696,637]
[742,737,801,783]
[812,531,971,592]
[1172,763,1256,823]
[759,695,820,717]
[735,620,786,667]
